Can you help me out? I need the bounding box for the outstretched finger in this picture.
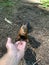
[6,37,12,49]
[7,37,12,44]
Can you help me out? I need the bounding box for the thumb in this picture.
[6,37,12,49]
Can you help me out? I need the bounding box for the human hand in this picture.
[6,37,26,59]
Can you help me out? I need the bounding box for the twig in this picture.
[33,59,41,65]
[4,18,12,25]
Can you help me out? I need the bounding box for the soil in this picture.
[0,1,49,65]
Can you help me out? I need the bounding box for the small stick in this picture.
[4,18,12,25]
[33,59,41,65]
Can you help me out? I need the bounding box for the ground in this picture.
[0,0,49,65]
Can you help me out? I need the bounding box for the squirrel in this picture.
[15,24,29,42]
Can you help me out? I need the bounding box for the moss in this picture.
[40,0,49,8]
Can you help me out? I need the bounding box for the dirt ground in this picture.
[0,1,49,65]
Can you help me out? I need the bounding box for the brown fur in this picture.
[16,25,29,42]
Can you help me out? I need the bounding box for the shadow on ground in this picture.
[24,48,38,65]
[28,35,41,48]
[24,35,41,65]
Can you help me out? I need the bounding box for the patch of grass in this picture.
[0,0,16,7]
[40,0,49,8]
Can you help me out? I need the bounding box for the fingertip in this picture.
[15,41,20,45]
[6,37,12,50]
[22,41,26,46]
[7,37,12,43]
[6,37,12,47]
[7,37,11,40]
[22,41,26,48]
